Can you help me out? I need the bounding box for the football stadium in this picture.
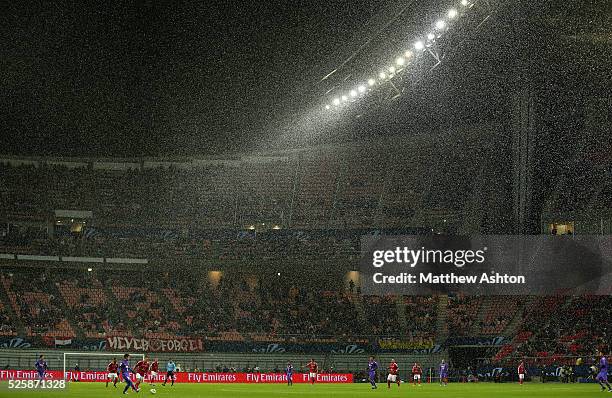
[0,0,610,397]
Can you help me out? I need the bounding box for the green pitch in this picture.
[0,382,602,398]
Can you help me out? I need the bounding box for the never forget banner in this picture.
[360,235,612,295]
[0,370,353,384]
[0,337,435,353]
[105,336,204,352]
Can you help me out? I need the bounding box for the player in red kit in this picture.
[518,360,525,385]
[387,359,400,388]
[149,359,159,386]
[306,359,318,385]
[412,362,423,386]
[106,358,119,388]
[134,356,150,389]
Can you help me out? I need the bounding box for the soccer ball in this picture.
[150,388,157,394]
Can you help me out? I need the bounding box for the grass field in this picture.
[0,382,604,398]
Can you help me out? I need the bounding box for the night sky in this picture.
[1,1,392,156]
[1,1,610,157]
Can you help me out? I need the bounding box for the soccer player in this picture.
[286,362,294,386]
[106,358,119,388]
[120,353,139,394]
[387,359,400,388]
[150,358,159,386]
[134,356,149,390]
[306,359,318,385]
[367,356,378,389]
[162,359,176,386]
[412,362,423,386]
[34,355,47,381]
[517,360,526,385]
[439,359,449,386]
[596,352,611,392]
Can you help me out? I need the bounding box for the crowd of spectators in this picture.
[509,295,611,362]
[404,296,437,339]
[477,296,523,335]
[0,268,437,342]
[446,294,482,336]
[0,225,359,263]
[0,266,609,363]
[0,272,73,337]
[0,142,488,232]
[0,302,16,336]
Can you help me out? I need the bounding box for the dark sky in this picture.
[1,1,389,156]
[1,1,610,157]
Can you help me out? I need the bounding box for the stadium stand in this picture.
[0,149,610,372]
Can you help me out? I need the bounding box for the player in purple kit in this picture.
[596,352,611,392]
[439,359,449,386]
[367,356,378,389]
[285,362,294,386]
[34,355,47,381]
[120,353,139,395]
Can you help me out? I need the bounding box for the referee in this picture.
[162,360,176,386]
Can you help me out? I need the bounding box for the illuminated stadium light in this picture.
[323,0,481,110]
[87,268,93,272]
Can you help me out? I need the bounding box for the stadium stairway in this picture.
[40,281,87,340]
[395,296,408,335]
[349,294,367,325]
[0,279,25,336]
[46,281,81,340]
[494,330,533,362]
[502,297,535,338]
[469,296,492,335]
[434,295,448,340]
